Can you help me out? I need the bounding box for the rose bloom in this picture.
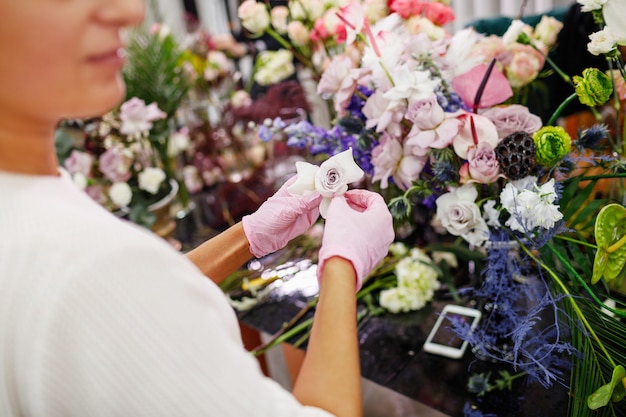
[452,113,499,160]
[270,5,289,34]
[287,21,310,47]
[472,35,506,63]
[389,0,423,19]
[405,16,447,40]
[435,184,489,246]
[109,182,133,207]
[463,142,501,184]
[502,44,545,88]
[289,0,325,21]
[138,167,166,195]
[238,0,270,34]
[482,104,543,139]
[99,148,132,183]
[364,0,388,23]
[64,150,94,177]
[533,15,563,48]
[254,49,295,86]
[421,1,455,26]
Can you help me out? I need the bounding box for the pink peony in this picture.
[481,104,543,139]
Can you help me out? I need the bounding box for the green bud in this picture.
[532,126,572,167]
[573,68,613,106]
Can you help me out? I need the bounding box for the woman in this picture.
[0,1,395,417]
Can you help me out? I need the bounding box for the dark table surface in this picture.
[232,259,571,417]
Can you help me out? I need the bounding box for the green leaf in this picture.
[593,204,626,284]
[588,365,626,409]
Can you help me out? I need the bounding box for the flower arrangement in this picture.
[56,24,192,231]
[250,1,626,415]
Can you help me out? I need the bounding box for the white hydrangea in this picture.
[379,250,441,313]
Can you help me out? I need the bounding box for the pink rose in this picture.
[404,95,463,154]
[287,21,310,47]
[422,2,455,26]
[317,55,355,96]
[464,142,501,184]
[99,148,132,183]
[481,104,543,139]
[405,94,444,129]
[389,0,423,19]
[471,35,506,63]
[64,150,94,176]
[500,44,545,88]
[533,15,563,49]
[452,113,499,160]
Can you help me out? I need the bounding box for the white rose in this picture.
[254,49,295,86]
[238,0,270,34]
[289,0,325,21]
[167,129,190,157]
[270,5,289,34]
[288,148,365,218]
[72,172,88,190]
[109,182,133,207]
[138,167,166,194]
[587,27,617,56]
[435,184,489,246]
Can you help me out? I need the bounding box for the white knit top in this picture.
[0,170,333,417]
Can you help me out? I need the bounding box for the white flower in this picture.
[167,128,190,157]
[577,0,608,12]
[500,177,562,232]
[72,172,88,190]
[288,148,365,218]
[482,199,501,228]
[389,242,409,256]
[238,0,270,34]
[587,27,617,56]
[109,182,133,207]
[254,49,295,86]
[383,66,441,106]
[603,0,626,45]
[138,167,166,195]
[435,184,489,246]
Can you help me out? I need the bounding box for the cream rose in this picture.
[109,182,133,207]
[435,184,489,246]
[138,167,166,194]
[270,5,289,34]
[288,148,365,218]
[287,21,310,46]
[238,0,270,34]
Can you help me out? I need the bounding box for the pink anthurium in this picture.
[451,62,513,110]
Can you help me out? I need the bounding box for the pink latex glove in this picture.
[317,189,395,291]
[242,177,323,258]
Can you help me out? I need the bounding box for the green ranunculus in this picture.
[532,126,572,167]
[573,68,613,106]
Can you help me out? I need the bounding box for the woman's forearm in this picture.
[292,257,362,417]
[185,222,253,284]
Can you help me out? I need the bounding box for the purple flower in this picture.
[99,148,132,182]
[481,104,542,140]
[119,97,166,135]
[64,150,94,176]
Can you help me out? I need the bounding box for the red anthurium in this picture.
[451,62,513,110]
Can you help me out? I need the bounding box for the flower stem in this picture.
[547,92,577,126]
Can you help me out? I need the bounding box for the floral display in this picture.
[249,1,626,415]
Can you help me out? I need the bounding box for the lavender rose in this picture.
[99,148,132,183]
[465,142,501,183]
[481,104,542,139]
[435,184,489,247]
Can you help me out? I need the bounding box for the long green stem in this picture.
[548,92,577,126]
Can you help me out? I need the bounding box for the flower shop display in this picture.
[56,24,193,236]
[234,1,626,415]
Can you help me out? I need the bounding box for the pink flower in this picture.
[317,55,361,113]
[452,62,513,109]
[362,91,405,138]
[99,148,132,183]
[452,113,499,160]
[389,0,424,19]
[287,21,310,47]
[481,104,543,139]
[64,150,94,177]
[471,35,506,63]
[119,98,166,135]
[371,134,427,190]
[339,2,366,45]
[501,43,544,88]
[404,94,463,154]
[421,2,455,26]
[463,142,501,184]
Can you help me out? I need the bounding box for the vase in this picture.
[148,178,179,240]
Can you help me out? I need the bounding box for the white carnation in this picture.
[587,28,617,56]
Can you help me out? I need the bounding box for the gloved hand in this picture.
[242,176,323,258]
[317,190,395,291]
